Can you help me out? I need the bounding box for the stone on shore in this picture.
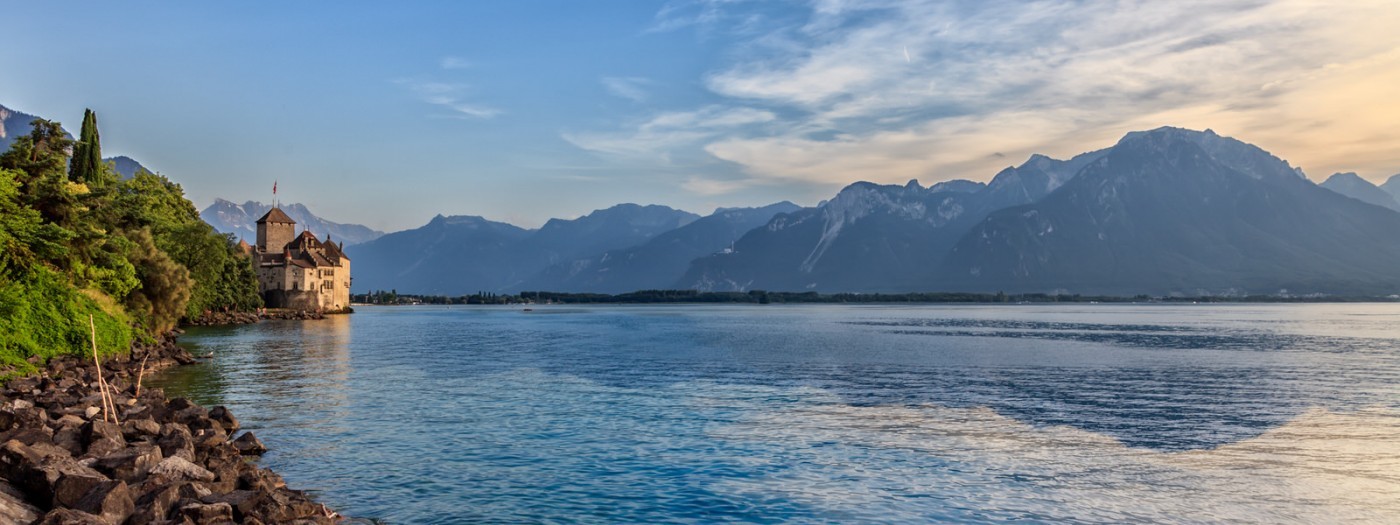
[232,431,268,456]
[149,456,216,482]
[0,480,39,524]
[0,333,339,524]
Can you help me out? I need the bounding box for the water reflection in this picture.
[154,304,1400,524]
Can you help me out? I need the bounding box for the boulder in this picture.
[181,501,234,524]
[201,489,258,520]
[232,432,268,456]
[207,406,240,434]
[174,406,210,427]
[122,418,162,440]
[157,423,196,462]
[93,443,163,483]
[52,427,83,456]
[32,507,108,525]
[79,419,123,448]
[130,482,185,525]
[237,468,286,492]
[52,471,109,508]
[148,456,215,482]
[57,414,86,428]
[0,480,39,525]
[0,426,55,447]
[12,405,50,428]
[73,480,135,525]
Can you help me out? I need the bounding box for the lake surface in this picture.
[151,304,1400,523]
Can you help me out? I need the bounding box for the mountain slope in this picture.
[937,127,1400,295]
[522,204,699,267]
[200,199,385,246]
[106,155,149,179]
[679,150,1106,292]
[1380,174,1400,204]
[524,202,800,293]
[351,204,700,295]
[350,215,535,294]
[1320,172,1400,211]
[0,104,50,153]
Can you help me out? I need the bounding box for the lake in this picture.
[150,304,1400,523]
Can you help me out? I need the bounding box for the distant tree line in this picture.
[351,289,1399,306]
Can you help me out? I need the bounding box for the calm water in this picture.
[151,304,1400,524]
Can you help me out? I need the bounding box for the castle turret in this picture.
[256,207,296,253]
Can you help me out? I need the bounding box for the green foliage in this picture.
[0,267,132,376]
[0,119,72,187]
[0,108,262,371]
[0,169,72,276]
[120,228,193,333]
[69,109,105,187]
[107,171,201,232]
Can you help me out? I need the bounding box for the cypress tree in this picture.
[68,109,103,186]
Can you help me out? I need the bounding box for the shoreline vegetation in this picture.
[0,110,343,521]
[354,289,1400,306]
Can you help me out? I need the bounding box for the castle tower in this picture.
[256,207,296,252]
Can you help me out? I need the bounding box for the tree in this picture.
[69,109,105,186]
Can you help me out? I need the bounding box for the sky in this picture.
[3,1,1400,232]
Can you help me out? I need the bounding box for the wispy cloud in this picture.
[563,105,775,159]
[681,176,756,196]
[582,0,1400,189]
[601,76,654,103]
[440,56,473,70]
[395,78,501,119]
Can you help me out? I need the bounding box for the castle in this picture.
[241,207,352,312]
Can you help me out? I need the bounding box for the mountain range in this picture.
[350,204,704,294]
[199,199,385,246]
[932,128,1400,295]
[342,127,1400,297]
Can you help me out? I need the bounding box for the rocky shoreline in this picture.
[0,334,340,524]
[183,310,328,327]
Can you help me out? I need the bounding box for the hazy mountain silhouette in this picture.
[200,199,385,246]
[352,204,700,295]
[937,128,1400,295]
[524,202,800,293]
[1320,172,1400,211]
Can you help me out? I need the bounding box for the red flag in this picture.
[273,181,278,195]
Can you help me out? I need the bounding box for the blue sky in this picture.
[4,1,1399,231]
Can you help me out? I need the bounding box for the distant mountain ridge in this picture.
[523,202,801,293]
[0,104,44,154]
[107,156,150,179]
[679,149,1107,292]
[351,204,701,295]
[936,128,1400,295]
[200,199,386,246]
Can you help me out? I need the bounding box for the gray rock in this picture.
[148,456,215,482]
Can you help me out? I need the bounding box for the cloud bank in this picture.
[574,0,1400,195]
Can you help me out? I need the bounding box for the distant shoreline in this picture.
[351,289,1400,306]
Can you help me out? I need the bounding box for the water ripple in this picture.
[150,304,1400,523]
